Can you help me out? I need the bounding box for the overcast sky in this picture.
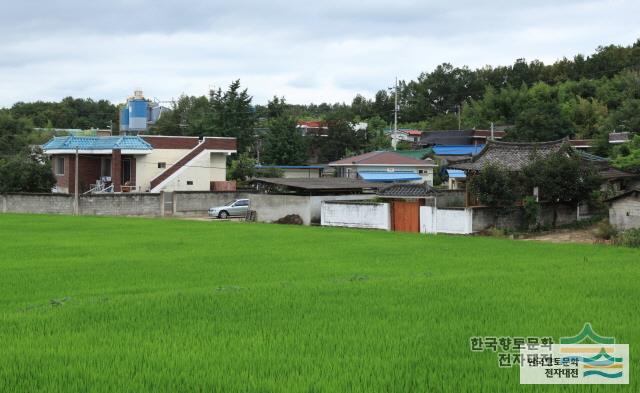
[0,0,639,108]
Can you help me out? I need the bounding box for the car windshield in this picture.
[225,201,236,206]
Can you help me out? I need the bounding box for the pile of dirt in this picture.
[274,214,303,225]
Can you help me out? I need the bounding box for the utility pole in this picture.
[394,77,398,135]
[392,77,399,150]
[74,148,79,215]
[255,134,261,165]
[490,122,495,141]
[457,105,461,130]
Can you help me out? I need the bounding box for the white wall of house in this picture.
[136,149,192,192]
[160,151,227,192]
[137,149,227,192]
[609,196,640,230]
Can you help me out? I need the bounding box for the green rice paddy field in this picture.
[0,213,638,392]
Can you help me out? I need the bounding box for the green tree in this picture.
[612,135,640,172]
[150,95,210,136]
[364,116,390,151]
[0,111,34,157]
[467,163,517,209]
[522,151,601,226]
[228,153,256,182]
[561,97,607,138]
[509,83,574,141]
[462,85,527,129]
[209,80,256,153]
[262,115,308,165]
[317,113,364,162]
[0,153,55,193]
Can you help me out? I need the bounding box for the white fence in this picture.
[321,201,390,230]
[420,206,473,234]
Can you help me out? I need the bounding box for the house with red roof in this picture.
[329,151,437,185]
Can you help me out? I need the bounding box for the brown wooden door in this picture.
[392,200,420,232]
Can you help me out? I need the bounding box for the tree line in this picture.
[2,39,640,183]
[150,39,640,167]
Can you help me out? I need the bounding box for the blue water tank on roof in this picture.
[128,99,148,130]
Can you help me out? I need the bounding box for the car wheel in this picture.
[218,211,229,219]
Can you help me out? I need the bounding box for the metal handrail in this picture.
[83,185,100,195]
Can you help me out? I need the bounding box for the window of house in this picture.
[101,158,111,177]
[121,159,131,184]
[54,157,65,175]
[158,162,166,169]
[186,180,193,185]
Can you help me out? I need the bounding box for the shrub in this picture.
[594,220,617,240]
[486,227,507,238]
[522,196,540,230]
[614,229,640,248]
[255,167,284,178]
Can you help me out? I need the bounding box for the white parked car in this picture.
[208,199,250,219]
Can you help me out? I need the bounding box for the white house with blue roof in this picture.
[42,135,236,194]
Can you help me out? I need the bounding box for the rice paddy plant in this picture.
[0,214,638,392]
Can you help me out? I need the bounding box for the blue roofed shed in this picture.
[358,172,422,182]
[446,169,466,179]
[432,145,484,156]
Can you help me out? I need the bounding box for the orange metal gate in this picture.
[392,200,420,232]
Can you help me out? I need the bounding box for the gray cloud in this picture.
[0,0,639,107]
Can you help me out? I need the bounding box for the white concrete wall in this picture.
[309,194,377,223]
[420,206,473,234]
[171,192,376,225]
[250,194,312,224]
[609,197,640,230]
[321,201,390,230]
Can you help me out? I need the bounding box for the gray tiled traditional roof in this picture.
[377,183,435,198]
[451,139,568,171]
[609,132,630,143]
[605,188,640,202]
[599,168,639,180]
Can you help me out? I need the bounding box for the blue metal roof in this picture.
[446,169,466,179]
[358,172,422,182]
[42,136,153,151]
[433,145,484,156]
[255,165,325,169]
